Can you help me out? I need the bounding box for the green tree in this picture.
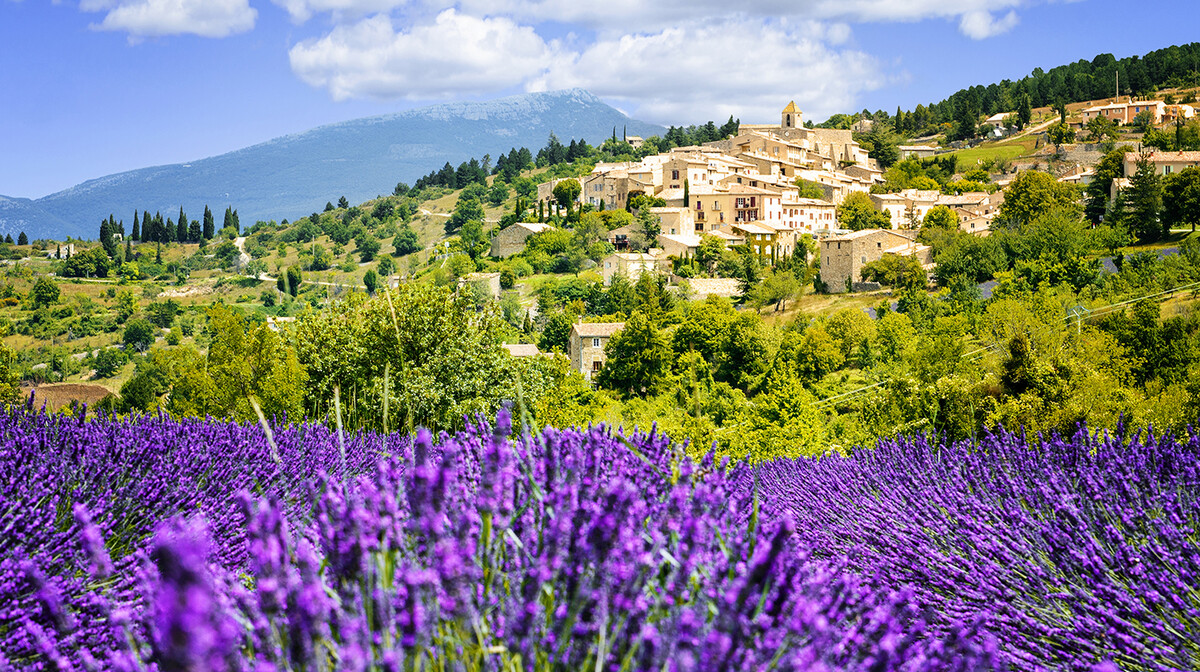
[861,254,927,288]
[1163,166,1200,232]
[1085,147,1132,224]
[363,269,379,295]
[923,205,958,230]
[538,309,579,353]
[393,225,422,256]
[376,254,396,276]
[93,348,126,378]
[596,311,669,397]
[202,206,215,239]
[487,181,510,206]
[999,170,1080,224]
[1086,116,1118,142]
[123,318,156,352]
[837,192,891,231]
[207,304,307,422]
[552,178,582,209]
[356,232,382,262]
[1047,122,1076,148]
[115,289,138,322]
[1121,153,1164,242]
[458,218,489,259]
[1016,92,1032,130]
[793,179,825,200]
[31,277,59,308]
[16,232,27,246]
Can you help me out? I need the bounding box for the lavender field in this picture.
[2,403,1197,671]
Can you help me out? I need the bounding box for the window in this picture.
[592,360,602,371]
[671,169,679,180]
[861,256,867,263]
[593,338,601,348]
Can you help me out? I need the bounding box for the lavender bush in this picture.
[5,400,1187,670]
[752,424,1200,670]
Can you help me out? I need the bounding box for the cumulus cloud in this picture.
[528,19,886,124]
[958,9,1020,39]
[288,10,557,100]
[450,0,1054,39]
[80,0,256,38]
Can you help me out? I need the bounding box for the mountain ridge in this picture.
[2,89,663,241]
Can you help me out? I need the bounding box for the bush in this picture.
[92,348,126,378]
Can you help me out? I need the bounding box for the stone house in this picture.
[601,251,669,285]
[819,228,931,294]
[568,322,625,381]
[1082,99,1166,125]
[649,206,695,235]
[656,232,702,259]
[870,189,941,229]
[490,222,555,258]
[732,221,780,263]
[1122,150,1200,178]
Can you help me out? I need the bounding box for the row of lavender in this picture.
[2,402,1193,670]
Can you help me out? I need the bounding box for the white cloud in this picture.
[80,0,256,38]
[288,10,558,100]
[449,0,1059,39]
[958,9,1020,39]
[270,0,410,23]
[528,19,886,125]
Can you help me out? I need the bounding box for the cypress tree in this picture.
[3,234,11,245]
[223,207,233,231]
[143,211,152,243]
[131,211,140,241]
[232,209,240,234]
[188,218,201,242]
[178,207,187,236]
[203,206,214,239]
[99,219,112,254]
[125,239,132,260]
[55,244,61,259]
[176,217,187,243]
[17,232,27,246]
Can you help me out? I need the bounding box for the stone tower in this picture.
[781,101,801,129]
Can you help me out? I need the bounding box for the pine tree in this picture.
[3,234,11,245]
[17,231,27,245]
[1123,154,1165,242]
[203,206,214,239]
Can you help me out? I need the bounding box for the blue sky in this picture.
[2,0,1197,199]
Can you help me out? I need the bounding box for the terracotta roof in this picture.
[570,322,625,338]
[1144,150,1200,162]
